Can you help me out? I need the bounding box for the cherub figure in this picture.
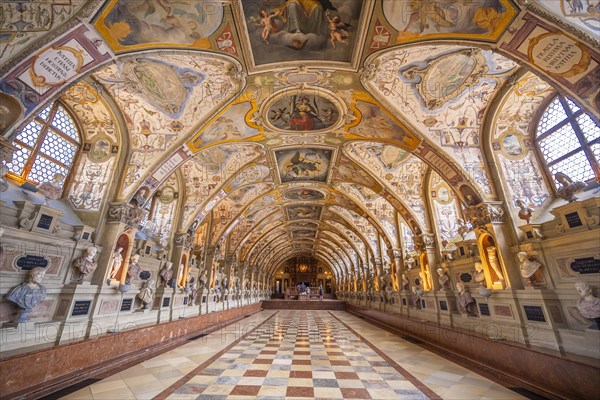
[257,8,280,44]
[326,11,351,48]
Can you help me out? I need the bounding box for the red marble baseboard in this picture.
[346,305,600,400]
[0,303,263,400]
[261,300,345,310]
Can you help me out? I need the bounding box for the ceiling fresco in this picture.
[3,0,600,280]
[235,0,372,71]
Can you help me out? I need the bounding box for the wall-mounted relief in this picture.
[262,89,345,133]
[274,147,333,183]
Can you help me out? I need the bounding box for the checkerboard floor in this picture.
[167,310,432,400]
[61,310,524,400]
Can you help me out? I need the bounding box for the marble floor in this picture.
[58,310,526,400]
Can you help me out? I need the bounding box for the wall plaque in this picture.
[439,300,448,311]
[493,305,513,317]
[82,232,90,240]
[565,211,583,228]
[570,257,600,274]
[460,273,473,283]
[479,303,490,316]
[72,300,91,316]
[120,298,133,311]
[421,299,426,309]
[524,305,546,322]
[162,297,171,307]
[402,298,407,306]
[16,255,48,270]
[37,214,54,230]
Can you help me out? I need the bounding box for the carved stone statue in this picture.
[515,199,534,224]
[474,262,486,287]
[401,274,410,291]
[109,247,123,280]
[188,282,198,305]
[405,251,416,270]
[159,262,174,287]
[555,172,586,202]
[72,246,98,283]
[411,286,421,309]
[517,252,543,285]
[177,263,185,288]
[126,254,141,284]
[456,282,477,316]
[486,246,504,283]
[6,267,47,322]
[437,267,450,290]
[36,172,65,204]
[198,269,208,289]
[137,278,155,309]
[575,281,600,329]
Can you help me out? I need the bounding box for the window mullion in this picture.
[569,110,599,174]
[22,109,55,180]
[545,147,583,167]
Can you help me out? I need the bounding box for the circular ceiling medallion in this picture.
[262,87,346,133]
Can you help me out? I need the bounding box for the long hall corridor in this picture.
[59,310,524,400]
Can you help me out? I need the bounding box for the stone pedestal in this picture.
[154,287,174,324]
[54,283,100,344]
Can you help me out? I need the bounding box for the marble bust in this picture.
[401,274,409,291]
[437,267,450,290]
[555,172,586,202]
[517,252,543,285]
[159,262,173,287]
[137,278,155,309]
[6,267,47,322]
[72,246,98,283]
[575,281,600,329]
[474,262,486,287]
[126,254,141,284]
[36,172,65,203]
[456,282,477,316]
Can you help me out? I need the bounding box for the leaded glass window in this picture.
[535,95,599,187]
[6,102,81,189]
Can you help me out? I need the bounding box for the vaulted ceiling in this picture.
[1,0,599,277]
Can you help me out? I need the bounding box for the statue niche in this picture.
[478,234,506,289]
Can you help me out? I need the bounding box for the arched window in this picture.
[6,102,81,189]
[535,95,599,188]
